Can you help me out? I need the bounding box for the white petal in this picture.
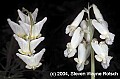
[95,55,102,62]
[65,25,76,36]
[30,37,44,51]
[26,65,32,69]
[74,58,79,63]
[91,39,105,58]
[105,32,115,45]
[71,27,84,48]
[92,4,104,22]
[100,34,106,39]
[78,43,86,63]
[16,53,31,65]
[99,42,108,55]
[71,10,85,27]
[64,49,68,57]
[65,10,85,36]
[80,20,87,30]
[92,19,109,36]
[64,43,77,58]
[34,48,45,65]
[7,19,26,37]
[32,17,47,37]
[18,20,30,36]
[84,60,89,65]
[100,20,108,28]
[17,9,27,22]
[76,63,84,71]
[32,8,38,22]
[101,56,113,69]
[67,48,76,58]
[65,25,71,34]
[13,34,29,53]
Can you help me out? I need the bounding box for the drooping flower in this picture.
[19,17,47,39]
[91,39,113,69]
[66,10,85,36]
[92,19,115,45]
[17,8,38,24]
[64,27,84,58]
[74,42,90,71]
[81,20,91,42]
[13,34,44,55]
[92,4,104,22]
[16,48,45,70]
[7,19,26,37]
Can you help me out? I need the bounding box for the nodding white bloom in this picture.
[13,34,44,55]
[16,48,45,70]
[66,10,85,36]
[92,19,115,45]
[74,42,90,71]
[81,20,91,42]
[19,17,47,39]
[91,39,113,69]
[64,27,84,58]
[92,4,104,22]
[17,8,38,24]
[7,19,26,37]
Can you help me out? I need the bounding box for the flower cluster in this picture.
[7,8,47,70]
[64,4,115,71]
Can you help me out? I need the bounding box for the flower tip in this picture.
[7,18,11,22]
[64,49,68,57]
[16,53,20,57]
[13,34,17,37]
[43,17,47,22]
[81,9,85,13]
[35,8,38,11]
[92,4,96,7]
[41,37,45,41]
[92,4,98,10]
[42,48,46,52]
[17,9,21,13]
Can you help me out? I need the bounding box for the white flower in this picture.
[91,39,113,69]
[13,34,44,55]
[92,4,111,30]
[16,48,45,70]
[19,17,47,39]
[17,8,38,24]
[74,42,90,71]
[64,27,84,58]
[81,20,91,42]
[7,19,26,37]
[92,19,115,45]
[92,4,104,22]
[66,10,85,36]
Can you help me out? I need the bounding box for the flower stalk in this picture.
[87,5,95,79]
[91,46,95,79]
[7,8,47,70]
[22,8,34,55]
[64,3,115,79]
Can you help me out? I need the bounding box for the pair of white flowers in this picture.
[7,8,47,70]
[64,4,115,71]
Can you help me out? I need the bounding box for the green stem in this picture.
[87,4,95,79]
[91,47,95,79]
[22,8,34,55]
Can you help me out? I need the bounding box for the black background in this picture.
[0,0,120,79]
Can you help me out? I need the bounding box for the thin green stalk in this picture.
[87,4,95,79]
[91,46,95,79]
[22,8,34,55]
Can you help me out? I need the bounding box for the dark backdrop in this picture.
[0,0,120,79]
